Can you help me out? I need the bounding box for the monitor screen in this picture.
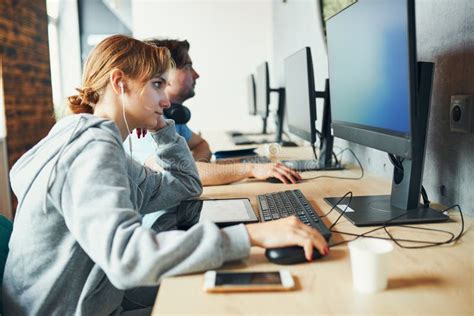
[246,74,256,116]
[284,47,316,143]
[255,62,270,119]
[327,0,415,156]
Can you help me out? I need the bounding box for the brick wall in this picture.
[0,0,55,209]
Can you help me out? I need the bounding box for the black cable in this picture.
[304,148,364,181]
[329,227,455,248]
[382,204,464,249]
[332,151,340,165]
[328,192,353,230]
[388,153,403,170]
[420,186,431,206]
[320,191,353,218]
[311,142,318,161]
[330,227,384,247]
[324,191,465,249]
[387,153,430,206]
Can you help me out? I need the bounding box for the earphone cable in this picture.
[120,84,145,212]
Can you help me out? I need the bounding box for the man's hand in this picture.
[251,163,301,184]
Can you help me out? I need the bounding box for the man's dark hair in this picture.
[146,39,190,69]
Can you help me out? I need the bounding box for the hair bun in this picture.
[77,87,100,105]
[67,87,99,114]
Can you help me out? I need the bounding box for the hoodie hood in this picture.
[10,114,123,212]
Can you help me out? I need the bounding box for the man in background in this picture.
[129,38,300,185]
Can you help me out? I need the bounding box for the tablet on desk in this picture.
[151,198,258,231]
[186,198,258,227]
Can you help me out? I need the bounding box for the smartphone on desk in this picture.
[203,270,294,293]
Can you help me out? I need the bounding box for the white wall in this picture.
[131,0,273,133]
[57,0,82,116]
[272,0,328,134]
[47,0,82,118]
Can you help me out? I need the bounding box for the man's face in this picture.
[166,53,200,103]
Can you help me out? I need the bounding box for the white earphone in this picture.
[119,79,132,154]
[119,80,124,94]
[119,79,145,213]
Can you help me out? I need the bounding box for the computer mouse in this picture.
[266,177,283,183]
[265,246,323,265]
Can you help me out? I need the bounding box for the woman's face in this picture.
[126,75,171,130]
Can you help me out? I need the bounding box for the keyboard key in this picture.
[257,190,332,241]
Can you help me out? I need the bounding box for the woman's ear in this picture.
[110,69,126,95]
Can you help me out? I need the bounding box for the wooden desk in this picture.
[152,146,473,315]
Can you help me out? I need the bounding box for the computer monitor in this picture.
[255,62,272,118]
[227,74,263,138]
[284,47,342,170]
[255,62,270,134]
[253,61,294,146]
[324,0,448,226]
[247,74,257,116]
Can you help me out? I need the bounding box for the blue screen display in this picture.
[327,0,412,136]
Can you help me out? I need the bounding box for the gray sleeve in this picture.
[128,120,203,214]
[62,139,250,290]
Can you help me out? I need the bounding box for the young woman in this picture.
[2,35,328,315]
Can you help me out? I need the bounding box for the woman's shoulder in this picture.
[55,114,122,145]
[56,114,125,163]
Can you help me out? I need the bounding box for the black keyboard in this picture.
[281,159,320,171]
[239,156,271,164]
[281,159,343,171]
[257,189,332,241]
[232,136,274,145]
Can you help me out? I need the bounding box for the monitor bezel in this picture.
[255,62,270,119]
[284,47,317,144]
[247,74,257,116]
[327,0,417,159]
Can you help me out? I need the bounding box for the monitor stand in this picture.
[233,89,298,147]
[230,117,272,144]
[324,195,448,227]
[294,79,344,171]
[324,62,449,227]
[227,131,264,137]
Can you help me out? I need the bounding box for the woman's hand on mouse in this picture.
[245,216,329,261]
[251,163,301,184]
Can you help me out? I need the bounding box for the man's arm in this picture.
[187,132,212,161]
[196,162,301,186]
[145,159,301,186]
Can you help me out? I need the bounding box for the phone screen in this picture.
[215,272,281,286]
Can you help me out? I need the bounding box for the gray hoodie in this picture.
[2,114,250,315]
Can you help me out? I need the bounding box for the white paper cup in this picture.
[348,238,393,293]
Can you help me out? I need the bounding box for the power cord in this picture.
[381,204,464,249]
[304,148,364,181]
[311,130,339,165]
[388,153,430,205]
[323,191,465,249]
[311,142,318,161]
